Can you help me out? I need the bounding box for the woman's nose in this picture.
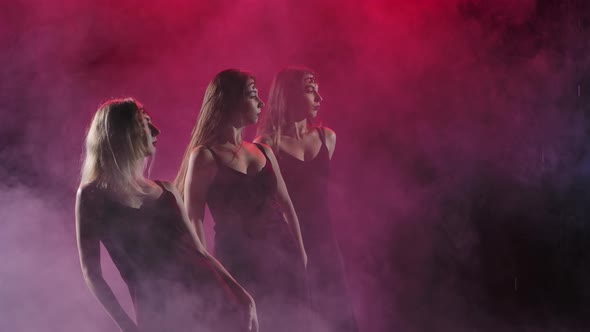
[315,92,323,102]
[150,123,161,137]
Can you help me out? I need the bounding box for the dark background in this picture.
[2,0,590,331]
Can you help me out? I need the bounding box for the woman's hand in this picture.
[243,293,259,332]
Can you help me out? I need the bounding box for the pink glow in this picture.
[2,0,590,331]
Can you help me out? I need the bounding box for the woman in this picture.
[175,69,309,332]
[75,98,257,332]
[255,66,358,332]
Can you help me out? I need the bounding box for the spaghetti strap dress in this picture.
[277,127,358,332]
[87,181,240,332]
[205,143,309,332]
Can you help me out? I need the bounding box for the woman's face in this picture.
[241,78,264,125]
[140,109,160,156]
[295,73,323,120]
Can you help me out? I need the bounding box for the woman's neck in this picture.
[282,118,310,140]
[218,124,244,147]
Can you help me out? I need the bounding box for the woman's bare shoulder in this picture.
[319,126,336,139]
[76,181,107,215]
[189,145,217,166]
[77,182,103,201]
[253,134,274,147]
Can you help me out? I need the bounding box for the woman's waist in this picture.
[215,216,289,240]
[211,201,284,227]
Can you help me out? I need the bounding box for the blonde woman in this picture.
[256,66,357,332]
[175,69,309,332]
[75,98,257,332]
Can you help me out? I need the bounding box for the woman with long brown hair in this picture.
[175,69,309,332]
[256,66,358,332]
[75,98,257,332]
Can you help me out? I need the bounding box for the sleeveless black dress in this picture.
[87,181,240,332]
[277,128,358,332]
[206,144,309,332]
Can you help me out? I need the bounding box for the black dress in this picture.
[206,144,309,332]
[87,181,240,332]
[277,127,358,332]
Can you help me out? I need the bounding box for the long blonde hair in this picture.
[174,69,254,197]
[256,65,316,153]
[80,98,152,199]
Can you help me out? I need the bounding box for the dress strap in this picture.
[205,146,222,166]
[153,180,165,190]
[317,127,327,146]
[254,143,270,162]
[153,180,172,197]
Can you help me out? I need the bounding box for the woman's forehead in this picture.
[303,74,317,85]
[246,78,257,89]
[140,109,151,120]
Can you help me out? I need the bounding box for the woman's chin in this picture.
[144,148,156,157]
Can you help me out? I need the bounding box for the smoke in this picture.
[2,0,590,331]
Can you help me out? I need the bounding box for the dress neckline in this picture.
[279,143,327,163]
[104,182,168,211]
[217,159,269,177]
[209,143,270,178]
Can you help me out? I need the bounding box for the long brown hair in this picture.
[174,69,254,197]
[256,65,316,153]
[80,98,151,198]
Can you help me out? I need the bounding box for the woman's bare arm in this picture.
[183,147,218,248]
[75,186,138,332]
[322,126,337,159]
